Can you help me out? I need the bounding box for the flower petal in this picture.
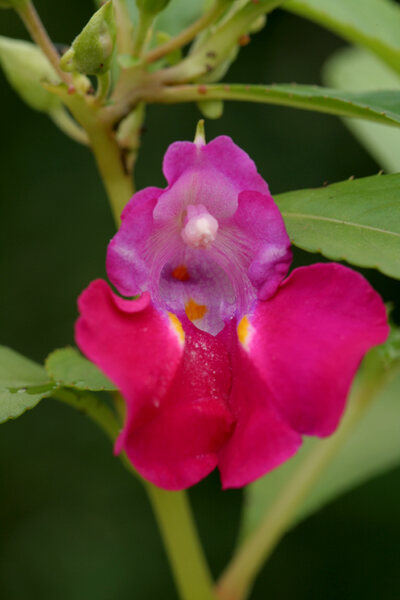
[163,136,269,196]
[75,280,234,490]
[218,328,301,489]
[232,190,292,300]
[107,187,163,297]
[159,250,236,335]
[244,264,389,437]
[125,321,234,489]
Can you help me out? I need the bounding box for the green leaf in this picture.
[284,0,400,76]
[274,173,400,279]
[0,346,55,423]
[156,0,205,36]
[241,367,400,540]
[162,83,400,128]
[323,46,400,173]
[123,0,205,36]
[45,347,117,392]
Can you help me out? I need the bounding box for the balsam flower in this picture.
[76,134,389,490]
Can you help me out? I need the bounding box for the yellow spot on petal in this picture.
[172,265,190,281]
[237,315,252,350]
[185,298,208,321]
[168,313,185,345]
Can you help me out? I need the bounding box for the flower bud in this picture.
[60,0,116,75]
[0,36,61,112]
[0,0,28,9]
[136,0,171,16]
[197,99,224,120]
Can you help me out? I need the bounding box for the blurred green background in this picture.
[1,2,400,599]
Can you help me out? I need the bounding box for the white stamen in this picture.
[181,210,219,249]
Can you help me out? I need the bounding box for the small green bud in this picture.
[0,0,28,9]
[197,99,224,120]
[249,14,266,34]
[0,36,61,112]
[60,1,116,75]
[136,0,171,16]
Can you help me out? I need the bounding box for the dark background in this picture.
[1,2,400,599]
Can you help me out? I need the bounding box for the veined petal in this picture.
[163,136,269,196]
[75,280,233,490]
[233,191,292,300]
[107,187,163,297]
[242,264,389,437]
[107,135,292,335]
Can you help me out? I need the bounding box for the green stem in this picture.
[96,71,112,103]
[45,84,134,225]
[145,483,217,600]
[132,10,155,59]
[113,0,135,54]
[89,118,134,225]
[216,369,390,600]
[140,83,400,128]
[144,0,229,64]
[16,0,73,85]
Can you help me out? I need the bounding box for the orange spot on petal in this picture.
[185,298,207,321]
[237,315,251,349]
[172,265,190,281]
[168,313,185,345]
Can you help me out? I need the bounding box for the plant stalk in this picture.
[17,0,73,85]
[132,10,154,59]
[45,84,134,225]
[145,483,217,600]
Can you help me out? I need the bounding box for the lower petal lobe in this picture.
[247,264,389,437]
[218,325,301,489]
[76,280,233,490]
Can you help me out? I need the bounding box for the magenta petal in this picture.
[162,136,269,196]
[76,279,183,418]
[218,333,301,489]
[107,187,163,296]
[75,280,233,490]
[203,136,269,195]
[233,191,292,300]
[247,264,389,437]
[125,323,234,489]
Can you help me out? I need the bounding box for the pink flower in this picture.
[76,136,389,490]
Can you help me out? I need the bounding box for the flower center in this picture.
[181,204,219,249]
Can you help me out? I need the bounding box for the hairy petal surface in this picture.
[76,280,233,490]
[246,264,389,437]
